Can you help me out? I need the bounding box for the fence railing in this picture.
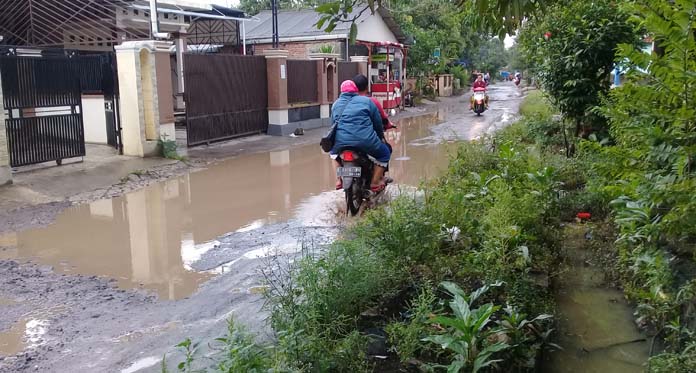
[287,60,318,104]
[184,54,268,146]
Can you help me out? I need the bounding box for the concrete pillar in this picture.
[264,49,290,136]
[309,52,339,121]
[0,74,11,186]
[115,40,173,157]
[154,42,175,142]
[174,30,187,111]
[350,55,369,78]
[317,57,338,120]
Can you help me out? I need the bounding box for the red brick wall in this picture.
[252,40,343,59]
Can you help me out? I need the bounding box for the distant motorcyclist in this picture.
[470,74,489,110]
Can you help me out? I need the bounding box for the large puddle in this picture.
[543,224,649,372]
[0,112,456,305]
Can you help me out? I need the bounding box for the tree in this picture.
[314,0,557,40]
[517,0,640,145]
[388,0,473,76]
[467,37,509,74]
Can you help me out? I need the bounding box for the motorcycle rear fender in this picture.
[342,161,356,191]
[342,177,354,190]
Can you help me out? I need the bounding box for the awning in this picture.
[128,3,256,23]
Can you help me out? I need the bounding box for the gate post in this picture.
[314,57,338,123]
[115,40,174,157]
[350,56,369,77]
[0,77,12,185]
[264,49,290,136]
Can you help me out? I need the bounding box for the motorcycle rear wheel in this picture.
[345,181,363,216]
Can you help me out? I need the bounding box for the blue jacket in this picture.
[330,93,384,155]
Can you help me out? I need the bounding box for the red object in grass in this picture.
[577,212,592,220]
[544,32,552,40]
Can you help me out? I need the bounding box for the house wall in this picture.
[356,11,398,43]
[253,40,344,60]
[82,95,108,144]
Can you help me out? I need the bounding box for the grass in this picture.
[165,92,578,372]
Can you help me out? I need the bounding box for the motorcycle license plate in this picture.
[337,167,361,177]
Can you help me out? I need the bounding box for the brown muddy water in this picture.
[0,84,524,370]
[0,113,454,304]
[544,224,649,372]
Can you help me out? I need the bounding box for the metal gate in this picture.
[338,61,360,85]
[0,49,121,168]
[184,54,268,147]
[72,53,121,150]
[287,60,318,104]
[1,54,86,167]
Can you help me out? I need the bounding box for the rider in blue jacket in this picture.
[331,79,392,192]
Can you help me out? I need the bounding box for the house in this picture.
[244,6,407,60]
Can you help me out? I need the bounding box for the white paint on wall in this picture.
[356,10,398,44]
[160,122,176,142]
[82,95,108,144]
[35,107,72,116]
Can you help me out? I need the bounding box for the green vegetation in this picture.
[171,0,696,371]
[518,0,640,143]
[159,138,185,161]
[166,91,575,371]
[518,0,696,370]
[317,44,335,54]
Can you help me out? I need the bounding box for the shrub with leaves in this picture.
[518,0,640,140]
[580,0,696,361]
[424,281,553,373]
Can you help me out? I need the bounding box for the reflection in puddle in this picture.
[0,318,49,357]
[121,356,161,373]
[4,111,455,300]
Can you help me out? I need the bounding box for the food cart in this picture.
[360,41,407,110]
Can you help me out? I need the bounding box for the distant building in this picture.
[243,7,407,60]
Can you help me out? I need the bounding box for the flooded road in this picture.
[0,84,523,372]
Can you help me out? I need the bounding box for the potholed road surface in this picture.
[0,84,523,373]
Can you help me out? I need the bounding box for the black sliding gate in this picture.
[0,50,120,168]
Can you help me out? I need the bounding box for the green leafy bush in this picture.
[386,285,438,363]
[424,281,553,373]
[518,0,640,138]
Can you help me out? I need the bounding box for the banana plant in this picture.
[423,281,508,373]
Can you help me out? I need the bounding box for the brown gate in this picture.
[184,54,268,146]
[287,60,318,104]
[338,62,360,85]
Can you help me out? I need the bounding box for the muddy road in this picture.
[0,84,523,372]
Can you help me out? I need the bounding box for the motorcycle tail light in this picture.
[342,151,355,161]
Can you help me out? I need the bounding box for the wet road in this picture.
[0,83,523,372]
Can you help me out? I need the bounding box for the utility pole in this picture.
[272,0,279,48]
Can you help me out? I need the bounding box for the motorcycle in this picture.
[472,89,487,116]
[336,149,374,216]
